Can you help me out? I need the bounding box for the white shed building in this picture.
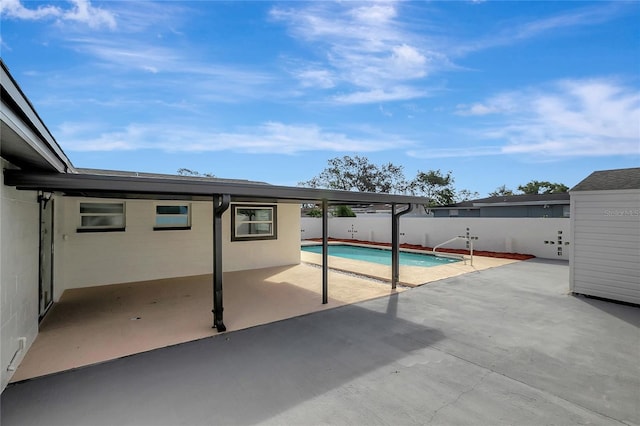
[569,168,640,305]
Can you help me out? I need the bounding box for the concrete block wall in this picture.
[301,216,570,260]
[1,159,40,391]
[56,199,301,297]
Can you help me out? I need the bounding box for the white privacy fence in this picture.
[301,216,570,260]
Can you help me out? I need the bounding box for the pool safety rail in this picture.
[433,236,474,266]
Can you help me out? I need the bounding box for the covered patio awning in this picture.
[4,168,429,331]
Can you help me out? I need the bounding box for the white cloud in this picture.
[59,36,274,100]
[271,2,439,104]
[295,69,336,89]
[333,86,426,104]
[0,0,61,20]
[444,78,640,159]
[349,3,397,24]
[63,0,116,29]
[57,121,412,154]
[0,0,116,29]
[68,37,180,73]
[456,93,519,116]
[453,2,629,56]
[408,146,502,159]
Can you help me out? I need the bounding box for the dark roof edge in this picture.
[3,169,430,205]
[431,192,570,209]
[1,60,75,172]
[76,168,270,185]
[570,167,640,192]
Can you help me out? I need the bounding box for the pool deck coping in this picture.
[300,243,518,287]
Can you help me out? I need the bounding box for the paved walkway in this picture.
[2,259,638,425]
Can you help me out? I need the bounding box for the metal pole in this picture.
[212,194,230,331]
[391,204,399,289]
[392,203,414,289]
[322,199,328,304]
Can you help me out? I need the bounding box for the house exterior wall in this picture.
[301,216,570,260]
[433,209,480,218]
[55,198,300,297]
[433,205,568,218]
[570,189,640,304]
[1,159,40,391]
[223,203,300,273]
[481,205,567,218]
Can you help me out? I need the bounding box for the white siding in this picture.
[570,190,640,304]
[0,159,40,391]
[56,198,300,296]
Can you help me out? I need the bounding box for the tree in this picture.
[409,169,455,207]
[177,168,215,178]
[299,155,407,194]
[306,208,322,218]
[455,189,479,203]
[333,205,356,217]
[517,180,569,194]
[489,185,514,197]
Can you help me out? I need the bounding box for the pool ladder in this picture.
[432,236,473,266]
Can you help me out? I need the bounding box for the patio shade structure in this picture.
[4,168,429,331]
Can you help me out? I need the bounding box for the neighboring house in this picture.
[569,168,640,305]
[432,193,570,218]
[0,60,427,391]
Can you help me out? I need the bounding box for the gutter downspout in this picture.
[212,194,230,332]
[391,203,414,289]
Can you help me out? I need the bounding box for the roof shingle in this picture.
[571,168,640,192]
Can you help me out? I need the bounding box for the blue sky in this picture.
[1,0,638,196]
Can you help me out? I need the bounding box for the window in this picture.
[154,204,191,230]
[232,205,277,241]
[78,202,125,232]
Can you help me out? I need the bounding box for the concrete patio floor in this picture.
[11,251,513,382]
[10,263,406,382]
[2,259,638,425]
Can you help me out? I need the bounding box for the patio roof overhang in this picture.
[4,168,425,333]
[3,169,429,205]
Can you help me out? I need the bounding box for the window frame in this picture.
[153,203,192,231]
[77,201,126,233]
[231,204,277,242]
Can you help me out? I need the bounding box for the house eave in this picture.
[3,169,430,205]
[1,60,75,173]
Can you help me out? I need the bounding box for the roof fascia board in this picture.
[3,170,430,205]
[1,103,69,172]
[1,63,75,172]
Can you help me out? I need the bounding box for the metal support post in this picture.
[322,199,329,304]
[391,203,414,289]
[212,194,230,331]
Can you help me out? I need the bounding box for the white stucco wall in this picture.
[56,198,300,296]
[223,203,301,272]
[1,159,40,391]
[301,216,570,260]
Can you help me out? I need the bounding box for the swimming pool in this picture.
[301,244,461,267]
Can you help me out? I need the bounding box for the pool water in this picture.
[301,244,460,267]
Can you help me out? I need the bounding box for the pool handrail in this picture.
[432,236,473,266]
